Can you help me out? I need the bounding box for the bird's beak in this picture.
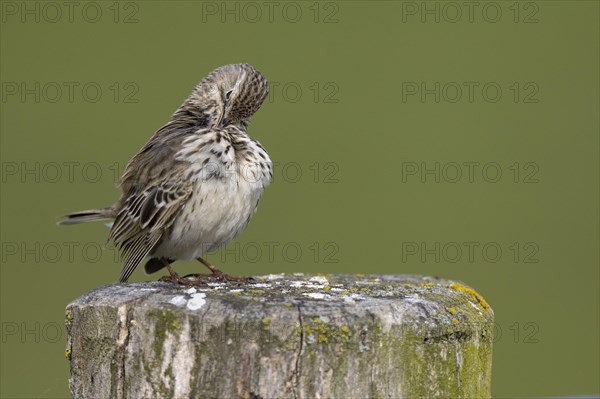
[212,109,225,129]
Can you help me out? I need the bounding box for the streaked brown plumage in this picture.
[59,64,272,284]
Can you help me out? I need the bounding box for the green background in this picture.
[1,1,598,397]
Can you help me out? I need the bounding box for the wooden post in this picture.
[65,274,494,398]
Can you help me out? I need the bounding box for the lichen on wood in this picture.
[66,274,494,398]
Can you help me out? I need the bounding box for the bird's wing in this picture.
[110,169,193,282]
[118,125,194,195]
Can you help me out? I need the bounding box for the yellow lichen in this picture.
[64,347,71,359]
[65,309,73,328]
[449,283,490,312]
[171,319,180,330]
[300,318,352,344]
[262,317,271,327]
[341,291,350,296]
[249,289,265,295]
[356,274,365,278]
[302,322,314,335]
[323,286,331,291]
[452,318,458,325]
[448,307,457,315]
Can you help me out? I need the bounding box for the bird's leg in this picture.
[158,258,206,286]
[189,257,255,283]
[160,257,254,284]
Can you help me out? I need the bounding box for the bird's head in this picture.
[186,63,269,128]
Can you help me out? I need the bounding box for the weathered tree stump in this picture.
[65,274,494,398]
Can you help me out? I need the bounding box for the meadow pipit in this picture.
[59,63,272,285]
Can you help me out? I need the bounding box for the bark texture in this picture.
[65,274,494,398]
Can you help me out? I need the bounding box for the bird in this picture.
[58,63,272,285]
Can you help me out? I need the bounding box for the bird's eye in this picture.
[225,90,233,101]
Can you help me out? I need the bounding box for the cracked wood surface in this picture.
[65,274,494,398]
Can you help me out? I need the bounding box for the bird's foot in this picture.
[195,257,256,284]
[158,258,255,286]
[158,263,208,286]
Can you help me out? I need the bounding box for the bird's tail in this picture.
[57,207,115,225]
